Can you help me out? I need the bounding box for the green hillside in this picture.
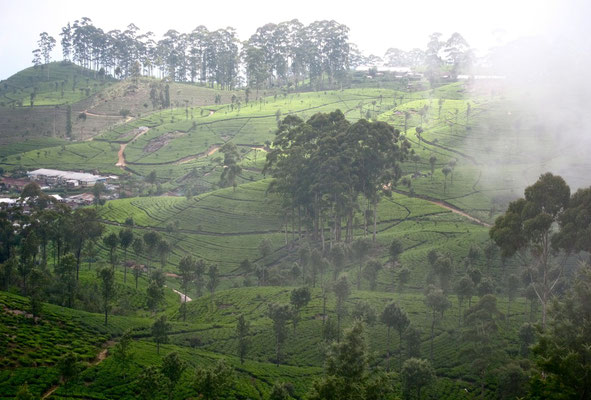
[1,64,588,400]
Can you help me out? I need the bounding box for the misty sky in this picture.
[0,0,563,80]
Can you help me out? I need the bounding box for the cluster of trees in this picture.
[33,19,475,91]
[34,18,352,90]
[0,183,183,324]
[243,20,350,91]
[264,110,410,248]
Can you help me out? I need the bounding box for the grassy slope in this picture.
[96,179,497,290]
[0,79,562,399]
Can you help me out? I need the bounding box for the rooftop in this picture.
[27,168,105,182]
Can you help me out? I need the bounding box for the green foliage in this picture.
[194,359,235,400]
[236,314,250,364]
[152,315,171,354]
[268,303,292,365]
[98,266,115,325]
[381,301,410,371]
[309,321,394,400]
[269,381,295,400]
[389,238,404,263]
[531,262,591,399]
[161,351,186,399]
[401,358,435,400]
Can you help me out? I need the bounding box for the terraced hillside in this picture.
[96,179,496,292]
[1,75,574,399]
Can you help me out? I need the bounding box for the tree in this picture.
[462,294,504,396]
[309,321,393,400]
[432,255,453,293]
[443,32,471,79]
[429,156,437,179]
[177,256,195,321]
[193,258,206,297]
[381,301,410,371]
[70,208,104,281]
[118,229,134,283]
[206,264,219,297]
[219,142,242,190]
[143,231,161,270]
[194,360,235,400]
[146,170,157,185]
[496,363,528,400]
[98,267,115,326]
[333,275,351,338]
[269,382,294,400]
[388,238,403,265]
[157,239,171,269]
[401,358,435,400]
[21,181,43,199]
[92,182,105,208]
[322,316,339,343]
[161,352,185,400]
[442,166,451,194]
[424,285,451,360]
[553,186,591,256]
[82,239,98,270]
[268,303,292,366]
[152,315,171,354]
[28,267,46,321]
[138,366,163,400]
[405,326,422,359]
[64,104,73,138]
[55,253,77,307]
[113,330,134,373]
[236,314,250,364]
[290,286,311,333]
[103,232,119,271]
[264,112,408,246]
[57,352,80,387]
[362,259,382,291]
[351,301,377,326]
[147,270,165,313]
[506,273,520,322]
[37,32,56,65]
[454,275,474,327]
[398,266,411,292]
[530,262,591,399]
[490,173,570,328]
[132,237,144,262]
[518,322,535,357]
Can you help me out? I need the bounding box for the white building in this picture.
[27,169,107,187]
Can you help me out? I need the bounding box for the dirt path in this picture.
[116,143,127,166]
[41,385,59,399]
[83,110,123,118]
[175,145,220,165]
[427,199,491,227]
[41,340,115,399]
[172,288,193,303]
[115,127,150,169]
[392,188,491,227]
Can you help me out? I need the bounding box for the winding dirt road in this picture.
[115,127,150,168]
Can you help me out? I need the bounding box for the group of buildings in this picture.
[0,168,119,209]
